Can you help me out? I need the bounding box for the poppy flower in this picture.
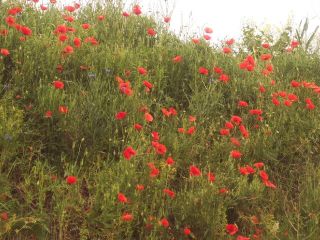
[134,123,143,131]
[132,5,142,15]
[147,28,156,36]
[189,115,196,122]
[63,45,74,54]
[123,146,136,160]
[230,137,241,147]
[214,67,223,74]
[262,43,270,49]
[144,112,153,122]
[136,184,145,191]
[164,16,171,23]
[20,26,32,36]
[66,176,77,184]
[137,67,148,75]
[226,38,235,46]
[291,40,299,48]
[230,150,242,159]
[223,47,232,54]
[65,6,76,12]
[0,48,10,56]
[190,165,201,176]
[82,23,90,29]
[219,74,230,83]
[166,157,174,165]
[97,15,105,21]
[254,162,264,168]
[199,67,209,75]
[230,115,242,125]
[226,224,238,235]
[172,55,182,63]
[152,142,167,155]
[0,212,9,221]
[73,37,81,47]
[59,105,68,114]
[192,38,200,44]
[207,172,215,182]
[160,218,169,228]
[118,193,128,203]
[53,80,64,89]
[260,53,272,61]
[45,110,52,118]
[220,128,230,136]
[122,11,130,17]
[204,27,213,33]
[238,101,248,107]
[203,34,211,40]
[122,213,133,221]
[143,80,153,89]
[116,111,127,120]
[163,189,175,198]
[186,126,196,135]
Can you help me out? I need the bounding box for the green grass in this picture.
[0,0,320,239]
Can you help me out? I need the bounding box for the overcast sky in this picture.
[41,0,320,41]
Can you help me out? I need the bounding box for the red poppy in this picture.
[254,162,264,168]
[204,27,213,34]
[230,115,242,125]
[134,123,143,131]
[20,26,32,36]
[53,80,64,89]
[199,67,209,75]
[136,184,144,191]
[132,5,142,15]
[164,16,171,23]
[166,157,174,165]
[160,218,169,228]
[66,176,77,184]
[230,137,241,147]
[63,45,74,54]
[207,172,215,182]
[122,11,130,17]
[59,105,68,114]
[123,146,136,160]
[45,111,52,118]
[238,101,249,107]
[0,48,10,56]
[226,224,238,235]
[118,193,128,203]
[223,47,232,54]
[82,23,90,29]
[230,150,242,159]
[147,28,156,36]
[163,189,175,198]
[137,67,148,75]
[0,212,9,221]
[219,74,230,83]
[262,43,270,49]
[122,213,133,221]
[143,80,153,89]
[73,37,81,47]
[225,121,234,129]
[184,227,191,235]
[172,55,182,63]
[116,111,127,120]
[190,165,201,176]
[226,38,235,46]
[144,112,153,122]
[260,53,272,61]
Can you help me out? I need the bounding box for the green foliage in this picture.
[0,0,320,239]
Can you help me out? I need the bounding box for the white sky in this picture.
[39,0,320,41]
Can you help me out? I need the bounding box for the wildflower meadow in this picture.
[0,0,320,239]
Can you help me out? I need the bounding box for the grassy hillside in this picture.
[0,0,320,239]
